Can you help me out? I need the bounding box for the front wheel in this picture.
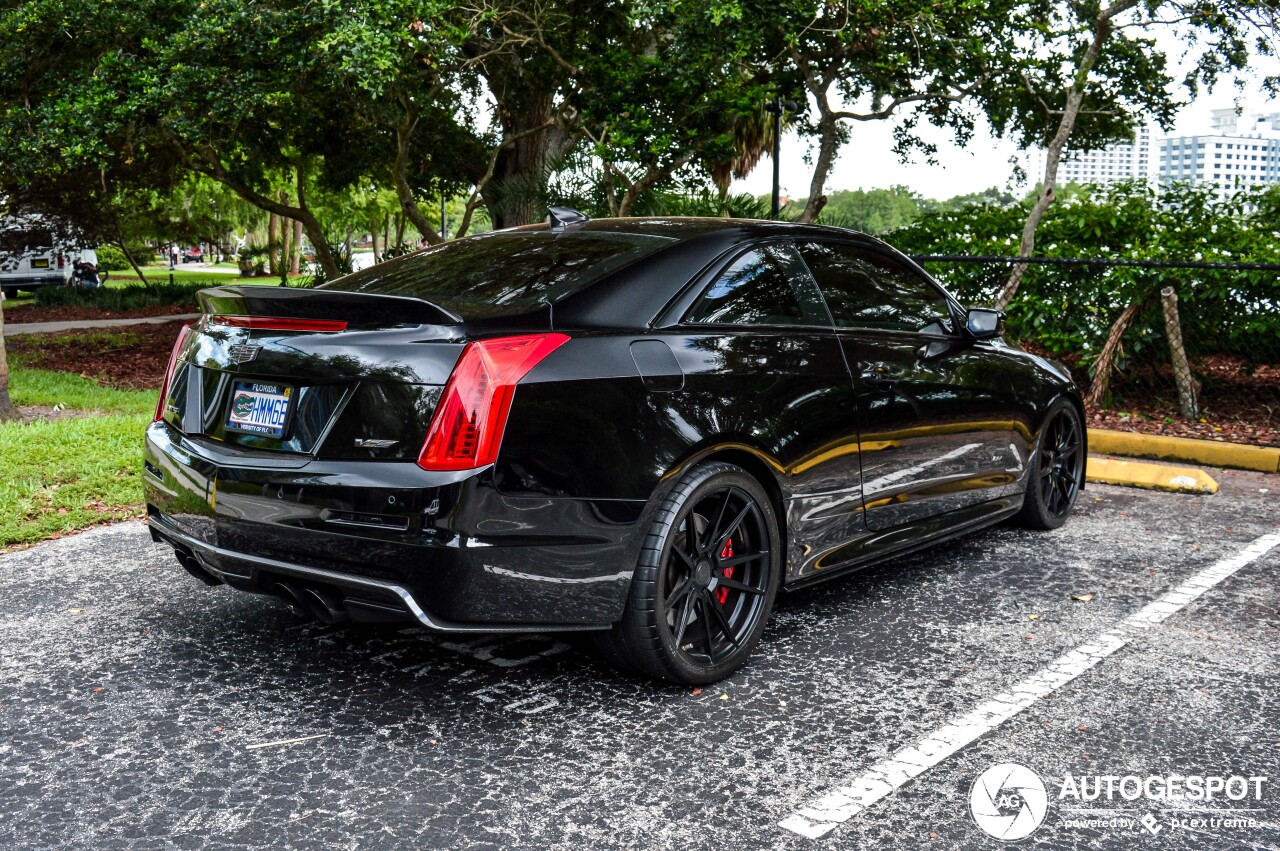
[598,462,782,685]
[1016,400,1085,530]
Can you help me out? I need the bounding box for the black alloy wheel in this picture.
[1040,407,1083,515]
[659,484,772,666]
[1017,400,1084,530]
[599,462,781,684]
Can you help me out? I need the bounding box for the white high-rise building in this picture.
[1159,109,1280,200]
[1054,124,1157,185]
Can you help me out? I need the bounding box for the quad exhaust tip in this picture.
[271,581,310,617]
[271,581,350,625]
[171,545,396,625]
[299,586,349,624]
[174,549,222,587]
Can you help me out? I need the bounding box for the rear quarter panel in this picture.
[496,331,858,504]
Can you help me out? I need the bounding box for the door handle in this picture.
[860,364,899,388]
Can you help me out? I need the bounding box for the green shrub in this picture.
[889,181,1280,365]
[94,245,130,271]
[34,282,209,310]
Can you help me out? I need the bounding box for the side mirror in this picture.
[965,307,1004,339]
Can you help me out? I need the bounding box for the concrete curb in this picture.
[1088,428,1280,474]
[1086,456,1219,494]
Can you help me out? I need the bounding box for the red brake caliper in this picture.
[717,538,734,605]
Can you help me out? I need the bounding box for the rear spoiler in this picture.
[197,285,462,327]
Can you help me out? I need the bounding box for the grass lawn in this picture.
[1,362,157,548]
[111,267,310,285]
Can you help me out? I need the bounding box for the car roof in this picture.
[545,217,922,330]
[511,216,874,244]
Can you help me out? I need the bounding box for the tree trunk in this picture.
[392,106,442,246]
[290,220,302,275]
[1160,286,1199,419]
[995,0,1137,310]
[616,152,697,217]
[115,236,149,285]
[267,212,280,276]
[486,87,554,229]
[0,296,18,421]
[798,113,839,224]
[395,213,406,250]
[1085,297,1144,408]
[371,225,381,264]
[276,194,294,283]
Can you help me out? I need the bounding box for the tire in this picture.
[1016,399,1085,530]
[1,287,16,300]
[598,461,782,685]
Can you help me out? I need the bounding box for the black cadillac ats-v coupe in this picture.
[144,211,1085,684]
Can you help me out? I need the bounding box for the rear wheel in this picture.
[2,286,17,300]
[598,462,781,684]
[1016,400,1084,530]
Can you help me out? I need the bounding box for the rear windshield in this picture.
[0,228,54,252]
[320,230,675,318]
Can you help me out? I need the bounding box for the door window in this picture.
[798,242,952,333]
[685,244,826,326]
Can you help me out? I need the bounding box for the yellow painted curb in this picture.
[1086,456,1218,494]
[1088,429,1280,474]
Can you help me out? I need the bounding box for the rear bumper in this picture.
[148,515,606,632]
[1,273,64,288]
[143,421,646,630]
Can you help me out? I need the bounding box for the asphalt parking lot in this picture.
[2,467,1277,849]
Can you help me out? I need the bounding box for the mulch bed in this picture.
[3,303,196,324]
[1022,344,1280,448]
[7,320,188,390]
[1087,409,1280,447]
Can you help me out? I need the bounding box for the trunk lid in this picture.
[160,286,474,460]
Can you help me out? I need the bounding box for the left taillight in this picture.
[154,324,194,422]
[418,333,570,472]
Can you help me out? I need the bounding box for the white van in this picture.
[0,215,94,298]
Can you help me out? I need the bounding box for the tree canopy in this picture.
[0,0,1274,275]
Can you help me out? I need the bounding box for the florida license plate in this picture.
[31,258,49,268]
[225,381,293,437]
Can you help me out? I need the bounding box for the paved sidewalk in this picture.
[3,314,199,336]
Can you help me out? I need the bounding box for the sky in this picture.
[733,27,1280,202]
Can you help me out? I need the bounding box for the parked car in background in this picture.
[182,246,204,263]
[144,212,1085,684]
[0,215,95,298]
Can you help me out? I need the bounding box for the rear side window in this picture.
[320,230,675,319]
[685,244,826,327]
[0,228,54,252]
[798,241,952,332]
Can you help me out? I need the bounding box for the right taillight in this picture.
[418,333,569,471]
[154,324,193,422]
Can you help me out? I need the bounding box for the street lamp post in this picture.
[765,97,800,220]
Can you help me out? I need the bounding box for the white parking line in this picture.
[779,530,1280,840]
